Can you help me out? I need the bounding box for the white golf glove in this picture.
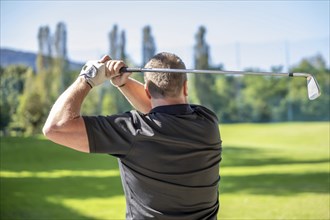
[79,60,107,88]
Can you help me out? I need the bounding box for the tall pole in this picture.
[285,40,293,121]
[236,42,241,70]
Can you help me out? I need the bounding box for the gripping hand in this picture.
[79,60,108,88]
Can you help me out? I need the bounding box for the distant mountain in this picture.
[0,48,83,71]
[0,48,37,70]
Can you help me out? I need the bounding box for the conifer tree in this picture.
[142,26,156,66]
[193,26,216,109]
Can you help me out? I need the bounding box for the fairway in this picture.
[1,122,329,219]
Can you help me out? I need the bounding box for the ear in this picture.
[183,80,188,97]
[144,82,152,99]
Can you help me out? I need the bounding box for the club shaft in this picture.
[120,67,311,78]
[119,67,320,100]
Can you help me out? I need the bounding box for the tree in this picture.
[142,26,156,66]
[105,25,132,114]
[192,26,218,110]
[53,22,69,92]
[13,68,51,135]
[288,54,329,121]
[0,65,29,135]
[239,72,288,122]
[53,22,67,59]
[218,54,329,122]
[109,25,119,59]
[119,31,127,60]
[37,26,52,72]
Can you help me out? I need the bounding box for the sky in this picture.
[1,0,329,71]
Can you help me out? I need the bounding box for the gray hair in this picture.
[144,52,187,99]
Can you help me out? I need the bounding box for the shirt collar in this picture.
[149,104,194,115]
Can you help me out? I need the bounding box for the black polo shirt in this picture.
[83,104,222,220]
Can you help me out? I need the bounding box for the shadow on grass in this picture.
[220,146,329,196]
[221,145,329,167]
[1,137,125,219]
[220,172,329,195]
[1,175,124,219]
[1,137,120,172]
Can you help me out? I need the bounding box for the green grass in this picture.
[219,122,329,219]
[1,122,329,219]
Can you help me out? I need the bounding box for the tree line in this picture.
[0,24,329,136]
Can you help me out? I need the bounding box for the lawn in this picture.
[1,122,329,220]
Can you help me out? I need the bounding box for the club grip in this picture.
[119,67,142,73]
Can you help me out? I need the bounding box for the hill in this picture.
[0,48,83,71]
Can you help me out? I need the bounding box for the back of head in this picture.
[144,52,187,99]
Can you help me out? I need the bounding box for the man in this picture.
[43,52,222,219]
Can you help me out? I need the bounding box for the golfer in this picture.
[43,52,222,220]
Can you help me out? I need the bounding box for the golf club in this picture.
[120,67,321,100]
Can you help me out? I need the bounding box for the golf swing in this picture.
[43,52,222,219]
[47,52,320,219]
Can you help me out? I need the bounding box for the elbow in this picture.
[42,127,49,138]
[42,123,57,139]
[42,119,90,153]
[42,125,51,138]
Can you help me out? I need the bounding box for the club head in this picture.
[307,75,321,100]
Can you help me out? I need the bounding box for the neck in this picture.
[151,96,188,109]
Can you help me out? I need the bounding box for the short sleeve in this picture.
[83,112,137,157]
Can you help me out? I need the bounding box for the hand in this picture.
[79,55,111,88]
[105,60,132,87]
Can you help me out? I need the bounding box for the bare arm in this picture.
[106,62,151,113]
[43,55,115,152]
[43,56,151,152]
[42,76,91,152]
[118,77,152,114]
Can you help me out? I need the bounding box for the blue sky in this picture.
[1,0,329,70]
